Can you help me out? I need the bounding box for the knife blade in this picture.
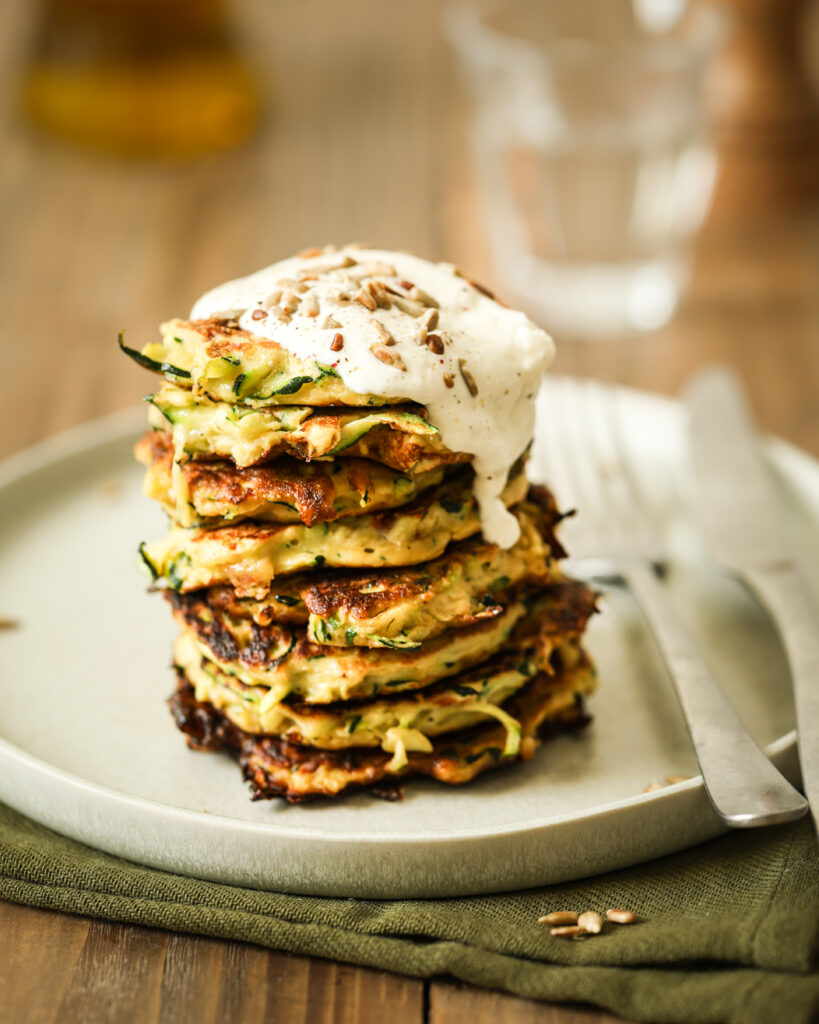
[685,367,819,833]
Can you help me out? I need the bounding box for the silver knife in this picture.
[685,367,819,833]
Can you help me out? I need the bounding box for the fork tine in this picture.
[554,378,610,543]
[592,381,660,546]
[534,379,579,514]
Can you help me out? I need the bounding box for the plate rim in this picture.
[0,383,810,865]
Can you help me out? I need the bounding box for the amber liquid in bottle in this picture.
[22,0,259,158]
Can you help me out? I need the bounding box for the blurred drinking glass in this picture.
[22,0,259,159]
[446,0,725,338]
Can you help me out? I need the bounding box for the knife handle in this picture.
[623,558,808,827]
[743,563,819,835]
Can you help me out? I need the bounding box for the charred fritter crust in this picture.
[207,493,567,648]
[128,317,408,407]
[171,595,532,705]
[135,430,446,527]
[170,576,596,702]
[139,468,528,598]
[146,381,468,473]
[168,648,595,802]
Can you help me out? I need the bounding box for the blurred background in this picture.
[2,0,818,460]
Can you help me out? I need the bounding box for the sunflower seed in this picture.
[664,775,691,785]
[537,912,578,926]
[367,280,391,309]
[550,926,585,939]
[421,308,440,330]
[373,320,395,345]
[264,289,283,307]
[469,277,496,299]
[322,314,341,330]
[370,343,406,370]
[356,288,378,311]
[578,911,603,934]
[281,290,301,313]
[392,296,426,317]
[361,261,397,277]
[301,293,320,317]
[409,285,439,308]
[302,254,356,276]
[458,359,478,396]
[297,246,323,259]
[606,909,637,925]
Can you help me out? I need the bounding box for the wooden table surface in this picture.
[0,1,817,1022]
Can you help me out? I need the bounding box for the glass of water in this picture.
[446,0,725,338]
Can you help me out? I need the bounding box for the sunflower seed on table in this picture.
[537,911,578,926]
[550,925,585,939]
[606,909,637,924]
[578,911,603,934]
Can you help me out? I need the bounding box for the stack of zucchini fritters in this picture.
[126,251,597,802]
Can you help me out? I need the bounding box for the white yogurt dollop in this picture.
[191,247,555,547]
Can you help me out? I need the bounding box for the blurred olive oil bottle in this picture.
[22,0,260,158]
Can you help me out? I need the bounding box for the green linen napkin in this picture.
[1,803,816,1024]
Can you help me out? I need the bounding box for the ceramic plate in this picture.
[0,381,815,898]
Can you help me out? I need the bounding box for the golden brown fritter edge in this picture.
[201,485,566,631]
[166,576,596,703]
[167,649,596,803]
[135,429,446,527]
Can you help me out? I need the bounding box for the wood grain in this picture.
[0,902,424,1024]
[430,982,627,1024]
[0,0,816,1022]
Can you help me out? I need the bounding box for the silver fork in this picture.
[536,377,808,828]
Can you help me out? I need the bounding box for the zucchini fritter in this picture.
[126,317,407,407]
[169,647,596,801]
[146,381,465,472]
[207,492,566,648]
[170,579,597,710]
[136,430,446,527]
[139,468,528,597]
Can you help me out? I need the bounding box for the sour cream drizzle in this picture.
[191,247,555,547]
